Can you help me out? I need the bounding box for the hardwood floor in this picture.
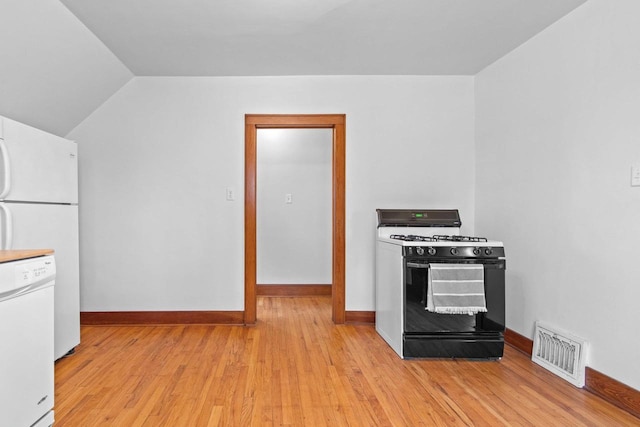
[55,297,639,426]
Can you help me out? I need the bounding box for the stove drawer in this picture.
[403,333,504,359]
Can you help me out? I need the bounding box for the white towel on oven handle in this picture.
[427,263,487,315]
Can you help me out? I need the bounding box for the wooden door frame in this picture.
[244,114,345,324]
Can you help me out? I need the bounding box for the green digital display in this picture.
[414,213,424,218]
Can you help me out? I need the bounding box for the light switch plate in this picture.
[632,164,640,187]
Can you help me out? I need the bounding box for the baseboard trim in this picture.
[585,368,640,419]
[505,328,639,419]
[345,311,375,324]
[256,284,331,296]
[80,311,244,325]
[504,328,534,355]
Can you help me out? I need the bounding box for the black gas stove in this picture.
[375,209,506,360]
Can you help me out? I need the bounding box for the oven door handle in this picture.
[406,262,430,269]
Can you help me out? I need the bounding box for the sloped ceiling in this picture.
[0,0,587,136]
[0,0,133,136]
[59,0,586,76]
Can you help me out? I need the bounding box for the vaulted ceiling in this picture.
[0,0,132,136]
[0,0,587,135]
[60,0,586,76]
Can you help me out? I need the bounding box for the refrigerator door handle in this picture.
[0,203,13,250]
[0,138,10,199]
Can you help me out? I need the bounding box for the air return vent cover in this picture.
[532,321,588,388]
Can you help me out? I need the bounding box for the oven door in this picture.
[404,259,505,334]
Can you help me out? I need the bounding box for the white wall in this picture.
[0,0,132,136]
[257,129,332,285]
[69,75,475,312]
[476,0,640,389]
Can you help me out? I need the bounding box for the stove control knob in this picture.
[416,247,425,255]
[450,247,459,256]
[473,247,481,256]
[427,247,437,256]
[484,248,493,256]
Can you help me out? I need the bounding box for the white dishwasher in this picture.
[0,255,56,427]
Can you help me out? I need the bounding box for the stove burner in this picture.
[390,234,437,242]
[432,235,488,242]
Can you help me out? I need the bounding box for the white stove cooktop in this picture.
[377,236,504,247]
[377,226,504,248]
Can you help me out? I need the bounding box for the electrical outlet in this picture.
[285,193,293,204]
[226,187,235,201]
[632,165,640,187]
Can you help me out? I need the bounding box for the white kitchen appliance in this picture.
[0,254,56,426]
[376,209,506,359]
[0,116,80,360]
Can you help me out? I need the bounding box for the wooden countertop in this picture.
[0,249,54,263]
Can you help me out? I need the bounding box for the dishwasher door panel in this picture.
[0,285,54,426]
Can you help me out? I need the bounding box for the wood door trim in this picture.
[244,114,346,324]
[246,114,345,127]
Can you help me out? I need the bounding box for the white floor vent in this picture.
[532,321,588,388]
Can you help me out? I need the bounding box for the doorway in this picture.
[244,114,345,324]
[256,128,332,289]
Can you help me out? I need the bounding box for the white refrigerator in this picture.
[0,116,80,360]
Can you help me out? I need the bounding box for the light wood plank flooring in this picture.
[55,297,639,426]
